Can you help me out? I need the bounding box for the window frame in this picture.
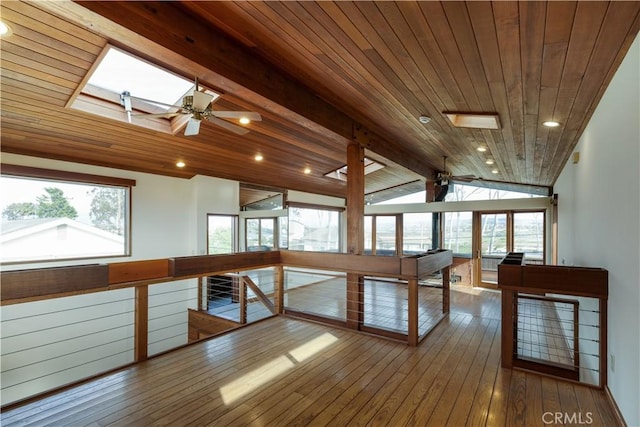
[287,202,343,253]
[1,164,135,264]
[206,214,238,254]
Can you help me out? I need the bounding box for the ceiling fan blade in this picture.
[192,91,215,111]
[212,111,262,121]
[184,117,201,136]
[452,175,477,182]
[208,116,250,135]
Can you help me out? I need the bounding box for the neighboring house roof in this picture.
[0,217,123,244]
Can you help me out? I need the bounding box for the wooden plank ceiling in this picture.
[1,1,639,201]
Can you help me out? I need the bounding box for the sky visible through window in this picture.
[88,47,195,109]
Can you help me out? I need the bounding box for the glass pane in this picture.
[88,47,197,109]
[445,182,547,201]
[246,218,260,249]
[279,216,288,249]
[289,207,340,252]
[207,215,235,254]
[1,176,129,262]
[364,216,373,254]
[514,211,545,264]
[403,213,433,254]
[260,218,274,248]
[375,216,396,256]
[480,213,508,283]
[443,212,472,256]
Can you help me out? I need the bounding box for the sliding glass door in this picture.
[479,212,508,285]
[473,210,545,287]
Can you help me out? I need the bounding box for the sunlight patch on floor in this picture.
[219,332,338,405]
[289,332,338,362]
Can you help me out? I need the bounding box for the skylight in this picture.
[88,47,194,110]
[70,45,225,134]
[324,157,385,181]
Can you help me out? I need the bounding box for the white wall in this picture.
[554,35,639,425]
[193,174,239,255]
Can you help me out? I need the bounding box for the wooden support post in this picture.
[442,266,450,313]
[135,285,148,362]
[346,135,365,330]
[408,278,418,346]
[239,278,247,324]
[425,180,436,203]
[274,266,284,314]
[501,289,514,368]
[347,134,365,255]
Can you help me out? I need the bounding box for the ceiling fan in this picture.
[120,77,262,136]
[435,156,478,184]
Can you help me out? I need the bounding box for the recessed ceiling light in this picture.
[239,117,251,125]
[418,115,431,124]
[255,154,263,161]
[542,121,560,127]
[176,161,185,168]
[477,146,487,152]
[0,21,13,37]
[491,169,499,174]
[485,159,495,165]
[303,167,311,174]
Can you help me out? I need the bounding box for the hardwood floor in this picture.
[0,287,620,427]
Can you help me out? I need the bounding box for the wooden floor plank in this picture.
[505,369,528,426]
[269,340,402,427]
[463,317,504,427]
[362,314,469,426]
[541,376,562,417]
[590,387,621,427]
[486,362,513,426]
[43,320,316,426]
[405,316,486,425]
[525,373,544,427]
[0,287,624,427]
[107,321,324,426]
[193,332,370,426]
[382,314,476,426]
[439,318,500,426]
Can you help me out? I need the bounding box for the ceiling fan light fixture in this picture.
[542,120,561,127]
[239,117,251,125]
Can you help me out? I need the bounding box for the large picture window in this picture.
[288,205,341,252]
[1,165,133,263]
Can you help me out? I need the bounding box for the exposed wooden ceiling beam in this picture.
[71,0,435,179]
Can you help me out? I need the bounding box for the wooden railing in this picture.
[0,249,452,407]
[1,249,452,344]
[498,254,608,388]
